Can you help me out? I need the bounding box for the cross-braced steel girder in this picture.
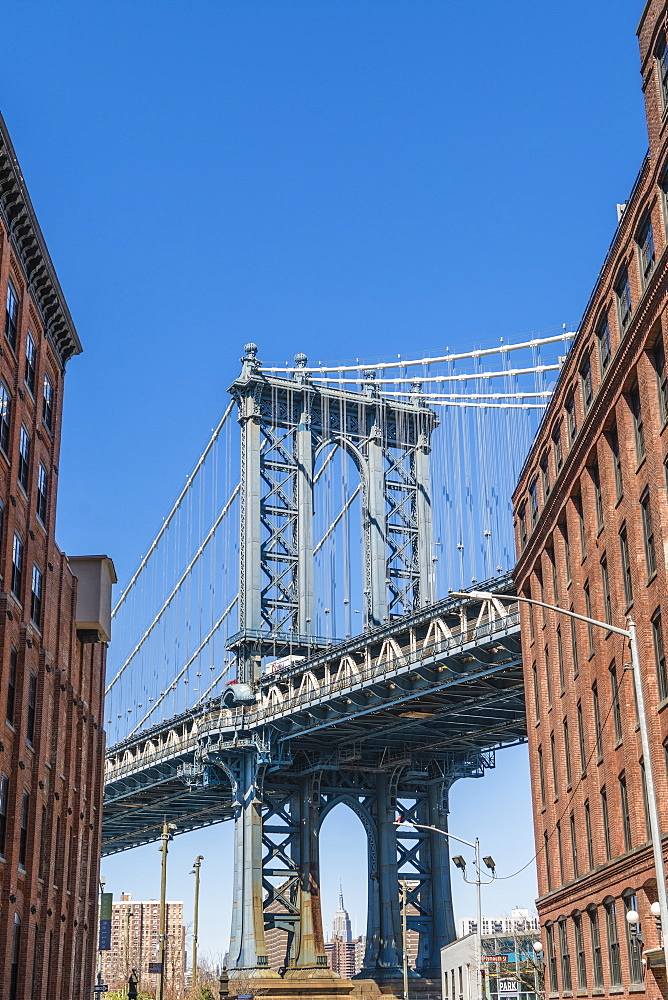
[229,344,438,682]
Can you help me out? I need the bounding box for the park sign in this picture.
[98,893,113,951]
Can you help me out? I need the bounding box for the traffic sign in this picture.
[92,987,108,994]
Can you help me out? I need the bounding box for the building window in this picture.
[519,504,527,550]
[9,914,20,1000]
[658,32,668,107]
[575,494,585,560]
[610,662,622,744]
[615,268,632,332]
[36,464,48,524]
[30,564,42,630]
[551,731,559,799]
[552,421,563,472]
[630,383,645,462]
[593,682,602,761]
[566,392,577,444]
[0,773,8,857]
[570,611,579,678]
[655,338,668,424]
[18,790,29,869]
[42,373,53,433]
[584,582,594,656]
[26,672,36,745]
[556,821,564,883]
[527,588,535,642]
[6,647,16,727]
[641,490,656,579]
[532,662,540,722]
[619,524,633,609]
[652,609,668,702]
[597,314,612,371]
[610,423,623,499]
[24,332,36,396]
[0,380,11,456]
[637,213,656,284]
[601,787,611,860]
[588,908,604,988]
[529,476,539,527]
[18,425,30,493]
[538,745,546,809]
[619,773,632,851]
[584,800,594,870]
[624,892,644,985]
[550,546,559,604]
[605,900,622,987]
[577,700,586,776]
[640,757,651,841]
[11,532,23,600]
[592,462,603,532]
[558,917,572,992]
[600,554,612,625]
[570,811,578,877]
[573,912,587,989]
[4,280,18,352]
[580,354,593,412]
[546,923,558,993]
[563,718,572,788]
[545,645,553,709]
[557,627,565,692]
[540,453,550,499]
[562,520,571,584]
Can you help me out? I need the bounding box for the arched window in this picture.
[622,890,643,985]
[604,897,622,987]
[587,906,604,988]
[545,922,558,993]
[572,910,586,989]
[558,916,572,992]
[0,379,11,455]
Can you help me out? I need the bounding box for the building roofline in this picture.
[0,112,82,366]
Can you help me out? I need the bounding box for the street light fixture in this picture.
[190,855,204,990]
[395,818,494,1000]
[452,588,668,959]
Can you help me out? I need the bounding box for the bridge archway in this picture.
[318,798,371,971]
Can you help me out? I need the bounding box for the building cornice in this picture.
[0,113,81,368]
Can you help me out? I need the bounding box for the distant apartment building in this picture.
[0,114,114,999]
[458,909,540,939]
[100,893,186,996]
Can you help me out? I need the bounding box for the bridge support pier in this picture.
[228,754,280,979]
[360,773,403,979]
[284,776,333,978]
[415,781,456,977]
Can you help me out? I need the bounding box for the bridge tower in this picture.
[229,342,438,684]
[221,345,457,989]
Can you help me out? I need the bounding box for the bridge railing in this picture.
[253,603,520,723]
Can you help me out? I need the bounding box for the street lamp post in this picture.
[157,820,177,1000]
[453,589,668,956]
[191,855,204,990]
[395,819,495,1000]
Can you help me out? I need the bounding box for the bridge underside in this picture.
[103,588,526,985]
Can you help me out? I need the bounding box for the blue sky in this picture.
[0,0,648,964]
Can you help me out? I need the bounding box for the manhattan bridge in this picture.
[101,332,573,992]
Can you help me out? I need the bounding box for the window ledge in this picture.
[636,455,647,473]
[628,986,646,993]
[608,989,624,995]
[658,696,668,714]
[614,739,623,750]
[592,990,605,996]
[647,571,658,586]
[614,494,624,508]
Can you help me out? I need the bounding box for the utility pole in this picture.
[401,881,409,1000]
[157,821,177,1000]
[191,854,204,990]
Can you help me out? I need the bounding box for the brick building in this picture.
[0,115,114,997]
[100,893,186,996]
[512,2,668,997]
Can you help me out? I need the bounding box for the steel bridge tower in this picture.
[222,344,456,986]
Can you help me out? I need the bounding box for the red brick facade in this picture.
[513,3,668,997]
[0,116,113,998]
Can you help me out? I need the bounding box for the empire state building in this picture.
[331,885,352,943]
